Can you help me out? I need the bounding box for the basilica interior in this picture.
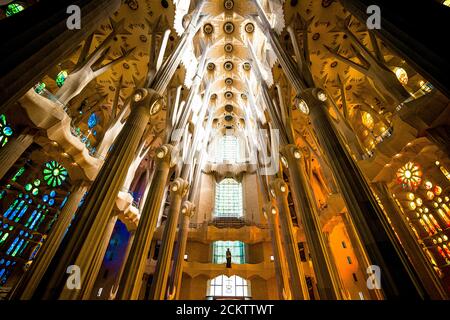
[0,0,450,300]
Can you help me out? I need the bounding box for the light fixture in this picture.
[394,67,408,85]
[316,89,328,101]
[184,254,188,261]
[297,98,309,114]
[270,255,274,261]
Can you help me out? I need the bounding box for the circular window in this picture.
[225,115,233,122]
[223,22,235,34]
[224,0,234,10]
[225,104,234,112]
[224,61,234,71]
[330,61,338,68]
[207,62,216,71]
[312,33,320,40]
[243,62,251,71]
[225,91,234,99]
[203,23,214,35]
[225,78,233,86]
[224,43,233,53]
[245,23,255,33]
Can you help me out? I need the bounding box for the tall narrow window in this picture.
[216,135,239,163]
[213,241,245,264]
[214,178,243,217]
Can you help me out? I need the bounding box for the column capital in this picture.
[269,178,289,199]
[181,200,196,218]
[280,144,302,159]
[154,144,177,166]
[132,88,163,116]
[170,177,190,197]
[297,88,329,112]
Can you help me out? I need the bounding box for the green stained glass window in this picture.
[213,241,245,264]
[56,71,68,88]
[5,3,24,17]
[43,161,68,187]
[0,114,13,148]
[35,82,46,94]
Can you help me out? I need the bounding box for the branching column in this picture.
[33,88,162,300]
[117,145,175,300]
[281,145,342,300]
[0,131,34,180]
[304,87,427,298]
[264,202,291,300]
[269,179,309,300]
[168,201,195,300]
[149,178,189,300]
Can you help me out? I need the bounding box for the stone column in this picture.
[281,144,342,300]
[168,201,195,300]
[75,215,118,300]
[33,89,162,300]
[10,180,89,300]
[304,87,427,299]
[269,179,309,300]
[372,182,448,299]
[109,230,136,300]
[149,178,189,300]
[0,0,122,113]
[0,131,34,180]
[265,202,291,300]
[117,145,175,300]
[340,0,450,99]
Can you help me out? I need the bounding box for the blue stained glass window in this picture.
[88,113,98,129]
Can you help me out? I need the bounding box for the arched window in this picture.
[213,241,245,264]
[207,275,250,299]
[214,178,243,217]
[216,135,239,163]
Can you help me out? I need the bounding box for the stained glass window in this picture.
[214,178,243,217]
[88,113,98,129]
[56,70,68,88]
[213,241,245,264]
[207,275,250,298]
[35,82,46,94]
[396,162,422,190]
[0,114,13,147]
[5,3,24,16]
[216,135,239,162]
[43,161,68,187]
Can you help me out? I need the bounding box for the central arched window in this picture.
[212,241,245,264]
[216,135,239,163]
[207,275,250,299]
[214,178,243,217]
